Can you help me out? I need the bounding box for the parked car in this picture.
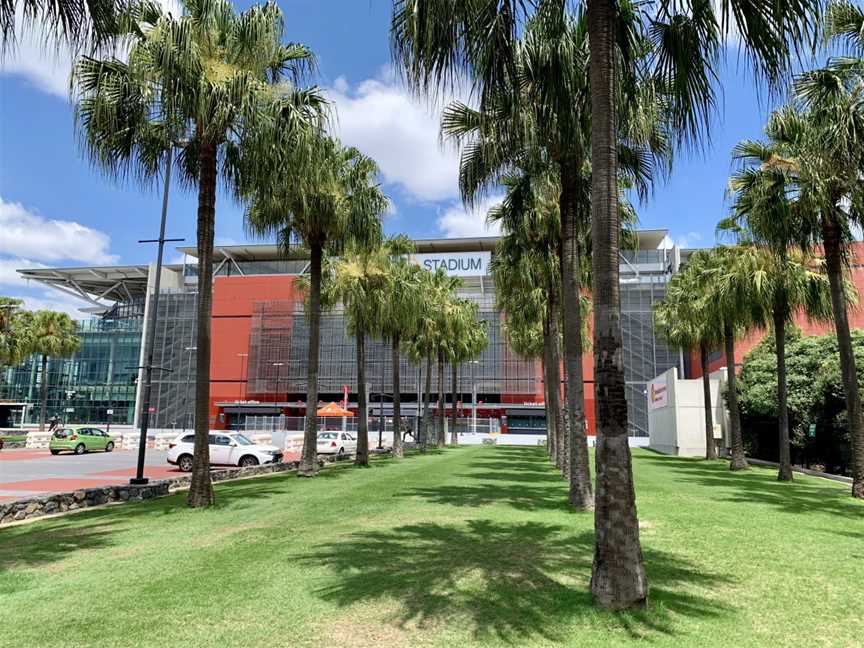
[316,431,357,457]
[49,427,115,455]
[167,431,283,472]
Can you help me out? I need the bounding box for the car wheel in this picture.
[178,454,193,472]
[105,442,114,453]
[50,449,60,455]
[239,455,259,468]
[74,443,86,455]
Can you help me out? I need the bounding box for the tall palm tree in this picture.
[1,0,120,55]
[0,298,33,369]
[322,240,389,466]
[28,311,80,431]
[732,89,864,497]
[654,269,723,461]
[244,137,385,476]
[74,0,325,506]
[444,299,487,446]
[724,164,837,481]
[391,0,823,609]
[376,236,420,458]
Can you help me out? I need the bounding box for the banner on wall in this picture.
[648,375,668,410]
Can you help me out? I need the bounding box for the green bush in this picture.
[737,328,864,475]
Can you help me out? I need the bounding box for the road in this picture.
[0,448,176,502]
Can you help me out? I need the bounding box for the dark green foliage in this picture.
[738,329,864,474]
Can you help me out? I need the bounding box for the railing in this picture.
[243,415,497,436]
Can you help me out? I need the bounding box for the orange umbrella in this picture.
[316,402,354,417]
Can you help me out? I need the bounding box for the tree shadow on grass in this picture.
[298,519,732,645]
[635,453,864,519]
[401,482,570,512]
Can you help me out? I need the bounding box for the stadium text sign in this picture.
[412,252,491,277]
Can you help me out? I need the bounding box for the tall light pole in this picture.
[272,361,284,430]
[131,150,184,486]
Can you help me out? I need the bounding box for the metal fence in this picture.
[242,414,496,436]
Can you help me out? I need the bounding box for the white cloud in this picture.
[660,231,703,250]
[328,73,461,202]
[437,196,503,239]
[14,290,91,318]
[0,196,118,264]
[0,258,48,287]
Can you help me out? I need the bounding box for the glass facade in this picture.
[0,315,143,426]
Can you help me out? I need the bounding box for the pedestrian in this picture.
[48,415,59,432]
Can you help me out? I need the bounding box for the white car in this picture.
[167,432,283,472]
[317,431,357,457]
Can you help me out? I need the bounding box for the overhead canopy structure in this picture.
[16,265,157,312]
[316,402,353,417]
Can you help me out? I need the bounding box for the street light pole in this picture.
[182,346,196,434]
[131,150,184,486]
[237,353,248,400]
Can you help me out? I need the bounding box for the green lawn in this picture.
[1,446,862,648]
[0,434,26,444]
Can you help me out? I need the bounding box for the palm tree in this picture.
[654,270,722,461]
[377,237,422,458]
[444,299,487,446]
[391,0,823,609]
[29,311,80,431]
[0,298,32,369]
[74,0,325,507]
[328,238,411,468]
[732,84,864,497]
[2,0,120,55]
[244,137,385,476]
[724,165,837,481]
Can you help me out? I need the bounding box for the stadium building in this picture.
[1,231,685,437]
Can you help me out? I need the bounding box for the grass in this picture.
[0,434,27,444]
[1,446,862,648]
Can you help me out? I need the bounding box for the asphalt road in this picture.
[0,448,175,502]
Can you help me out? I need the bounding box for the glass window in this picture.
[214,435,231,446]
[318,432,337,440]
[181,434,195,443]
[232,433,254,446]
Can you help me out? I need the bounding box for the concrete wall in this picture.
[648,367,725,458]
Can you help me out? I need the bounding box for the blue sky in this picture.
[0,1,805,314]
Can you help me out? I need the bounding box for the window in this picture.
[181,434,195,443]
[318,432,337,440]
[212,435,231,446]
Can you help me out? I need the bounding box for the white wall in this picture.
[648,367,725,458]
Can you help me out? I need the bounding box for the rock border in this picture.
[0,459,306,527]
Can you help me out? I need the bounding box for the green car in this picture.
[49,427,116,455]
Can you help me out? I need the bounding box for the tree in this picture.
[724,165,837,481]
[377,237,423,458]
[654,266,723,460]
[0,298,33,369]
[444,299,487,446]
[391,0,822,609]
[28,311,80,431]
[244,137,385,476]
[327,238,409,468]
[738,328,864,476]
[74,0,325,507]
[730,62,864,497]
[2,0,120,55]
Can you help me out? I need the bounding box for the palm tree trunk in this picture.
[559,158,593,510]
[422,354,433,451]
[821,212,863,498]
[187,138,217,508]
[437,349,445,448]
[725,324,748,471]
[773,295,792,481]
[392,335,403,458]
[546,293,563,470]
[587,0,647,610]
[355,325,369,467]
[542,344,557,465]
[450,362,459,445]
[39,354,48,431]
[298,241,323,477]
[700,344,717,460]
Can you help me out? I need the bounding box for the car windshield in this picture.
[232,434,255,446]
[318,432,337,440]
